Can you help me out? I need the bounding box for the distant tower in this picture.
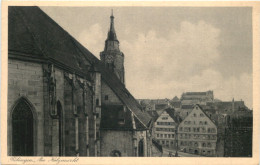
[100,10,125,84]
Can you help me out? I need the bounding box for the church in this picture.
[8,6,160,157]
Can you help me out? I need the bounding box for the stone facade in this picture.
[8,59,45,156]
[8,6,153,157]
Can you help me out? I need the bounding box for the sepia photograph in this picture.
[2,1,260,164]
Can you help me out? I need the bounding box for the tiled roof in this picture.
[164,108,181,124]
[170,101,181,108]
[147,111,159,121]
[195,104,217,125]
[155,104,168,110]
[181,104,194,109]
[9,6,151,129]
[9,6,93,77]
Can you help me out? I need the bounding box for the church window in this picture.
[200,113,204,117]
[193,113,197,117]
[96,99,99,106]
[12,98,34,156]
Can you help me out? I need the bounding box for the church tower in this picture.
[100,10,125,84]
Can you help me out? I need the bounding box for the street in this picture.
[162,148,203,157]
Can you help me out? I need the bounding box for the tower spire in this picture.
[107,9,118,42]
[100,11,125,84]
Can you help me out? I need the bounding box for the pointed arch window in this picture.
[138,139,144,157]
[11,98,35,156]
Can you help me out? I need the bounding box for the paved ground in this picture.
[162,147,203,157]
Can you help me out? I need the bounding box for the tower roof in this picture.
[106,9,118,42]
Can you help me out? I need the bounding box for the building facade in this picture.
[8,6,154,157]
[154,108,179,149]
[178,105,217,156]
[181,91,214,105]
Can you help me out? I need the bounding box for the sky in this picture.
[40,7,252,108]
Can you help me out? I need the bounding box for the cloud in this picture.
[122,21,220,83]
[78,24,105,57]
[76,21,252,108]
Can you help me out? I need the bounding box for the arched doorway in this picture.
[138,139,144,157]
[12,99,34,156]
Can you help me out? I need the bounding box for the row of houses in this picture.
[144,91,252,157]
[150,105,218,157]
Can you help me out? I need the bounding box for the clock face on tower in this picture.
[105,55,113,63]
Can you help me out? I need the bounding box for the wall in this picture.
[178,105,217,156]
[101,81,122,105]
[154,111,177,149]
[100,130,133,156]
[8,59,44,156]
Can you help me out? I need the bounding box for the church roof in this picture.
[9,6,151,129]
[9,6,94,77]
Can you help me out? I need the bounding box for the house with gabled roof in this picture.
[154,108,181,149]
[8,6,153,157]
[177,104,217,156]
